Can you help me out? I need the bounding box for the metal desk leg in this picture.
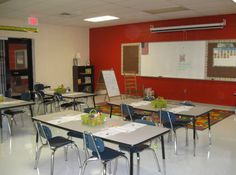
[161,135,165,159]
[129,151,134,175]
[92,96,96,107]
[193,117,196,156]
[208,112,212,145]
[73,99,76,110]
[29,105,34,121]
[0,110,2,143]
[109,105,113,118]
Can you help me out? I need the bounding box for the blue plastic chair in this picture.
[119,119,161,175]
[80,131,129,175]
[34,121,82,175]
[157,110,191,154]
[4,91,31,134]
[120,103,144,121]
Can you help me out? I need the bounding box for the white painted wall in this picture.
[0,18,89,89]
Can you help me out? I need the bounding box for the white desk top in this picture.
[33,110,169,146]
[0,97,34,110]
[44,90,95,98]
[108,98,213,117]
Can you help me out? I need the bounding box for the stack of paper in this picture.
[129,101,151,107]
[169,106,193,113]
[48,113,85,125]
[94,122,146,138]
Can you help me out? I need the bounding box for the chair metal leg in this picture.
[20,113,24,127]
[120,155,129,175]
[64,146,68,161]
[136,152,140,175]
[113,158,118,175]
[72,143,82,167]
[34,145,44,169]
[4,116,11,135]
[51,150,55,175]
[103,163,107,175]
[148,148,161,172]
[185,127,189,146]
[174,131,177,155]
[168,130,172,142]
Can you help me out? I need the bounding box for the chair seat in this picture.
[124,113,143,121]
[119,144,149,153]
[4,109,24,115]
[163,120,191,129]
[92,147,125,161]
[61,101,84,109]
[48,136,73,148]
[67,131,83,138]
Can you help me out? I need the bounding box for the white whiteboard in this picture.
[102,70,120,97]
[141,41,207,79]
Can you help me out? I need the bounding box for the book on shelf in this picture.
[84,77,91,84]
[85,68,92,74]
[83,86,92,92]
[78,79,82,85]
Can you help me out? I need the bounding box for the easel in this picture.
[95,69,122,101]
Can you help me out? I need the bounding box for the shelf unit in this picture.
[73,65,94,93]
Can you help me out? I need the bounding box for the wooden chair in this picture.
[123,72,143,98]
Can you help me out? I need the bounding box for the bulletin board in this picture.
[207,40,236,78]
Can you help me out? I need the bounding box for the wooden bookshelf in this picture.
[73,66,94,93]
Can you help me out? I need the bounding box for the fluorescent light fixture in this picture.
[150,19,226,33]
[84,15,119,22]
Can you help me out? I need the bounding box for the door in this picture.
[5,38,33,97]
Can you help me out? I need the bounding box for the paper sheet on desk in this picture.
[0,100,23,105]
[64,92,84,96]
[47,113,85,125]
[94,123,146,138]
[129,101,151,107]
[168,106,193,113]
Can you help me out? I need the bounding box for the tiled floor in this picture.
[0,98,236,175]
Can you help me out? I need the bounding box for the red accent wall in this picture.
[90,14,236,106]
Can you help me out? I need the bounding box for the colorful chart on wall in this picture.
[207,41,236,78]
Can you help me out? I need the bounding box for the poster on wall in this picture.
[207,41,236,78]
[213,42,236,67]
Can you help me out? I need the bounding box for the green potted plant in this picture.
[151,97,167,109]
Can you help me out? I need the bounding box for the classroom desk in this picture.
[33,110,169,175]
[44,90,96,110]
[107,98,213,156]
[0,97,35,143]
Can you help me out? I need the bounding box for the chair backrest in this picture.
[53,92,63,102]
[35,121,52,145]
[83,131,105,160]
[120,103,135,121]
[21,91,31,101]
[134,119,156,126]
[34,83,45,92]
[5,89,12,98]
[179,101,195,106]
[157,110,177,123]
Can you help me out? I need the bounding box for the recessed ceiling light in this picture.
[232,0,236,3]
[84,15,119,22]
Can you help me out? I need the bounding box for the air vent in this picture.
[60,12,72,16]
[144,6,189,15]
